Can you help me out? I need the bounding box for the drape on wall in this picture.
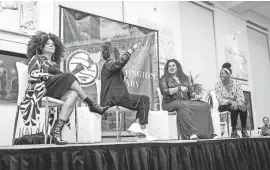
[0,138,270,170]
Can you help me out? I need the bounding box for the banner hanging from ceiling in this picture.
[60,6,159,131]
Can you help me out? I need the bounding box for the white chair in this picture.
[156,87,177,116]
[13,62,78,145]
[210,90,231,137]
[156,87,178,140]
[95,79,131,142]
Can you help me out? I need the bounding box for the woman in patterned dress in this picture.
[214,63,249,138]
[20,32,109,144]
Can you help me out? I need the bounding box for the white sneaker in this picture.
[211,134,220,140]
[127,123,145,137]
[212,135,220,140]
[142,129,157,141]
[190,134,198,140]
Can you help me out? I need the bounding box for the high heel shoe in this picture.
[88,105,110,115]
[241,128,250,138]
[231,130,240,138]
[50,119,68,145]
[86,98,110,115]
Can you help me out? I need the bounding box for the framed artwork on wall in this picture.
[225,47,248,82]
[0,51,28,104]
[0,1,37,35]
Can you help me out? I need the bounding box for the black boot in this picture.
[83,97,110,115]
[241,128,250,138]
[231,129,240,138]
[50,119,68,145]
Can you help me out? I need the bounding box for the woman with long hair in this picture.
[214,63,249,138]
[159,59,218,140]
[19,32,109,144]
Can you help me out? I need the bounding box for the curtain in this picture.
[1,138,270,170]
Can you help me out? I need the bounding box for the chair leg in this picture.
[12,107,20,145]
[44,97,49,144]
[50,136,52,144]
[75,106,78,144]
[227,112,230,138]
[119,112,122,142]
[116,106,119,141]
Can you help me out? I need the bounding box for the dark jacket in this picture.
[100,51,132,107]
[159,75,192,104]
[261,125,270,136]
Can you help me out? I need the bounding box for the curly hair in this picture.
[164,59,189,82]
[101,41,112,60]
[27,32,64,66]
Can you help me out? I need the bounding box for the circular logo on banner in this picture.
[66,50,98,87]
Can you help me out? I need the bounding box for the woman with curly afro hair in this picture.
[20,32,109,144]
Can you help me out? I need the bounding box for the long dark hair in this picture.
[27,32,64,66]
[164,59,189,82]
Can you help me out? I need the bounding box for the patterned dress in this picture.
[19,55,76,126]
[214,80,247,129]
[214,80,245,106]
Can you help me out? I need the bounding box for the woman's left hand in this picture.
[194,94,202,101]
[231,101,238,110]
[239,104,247,112]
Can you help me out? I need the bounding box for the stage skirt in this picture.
[162,100,214,140]
[45,73,77,99]
[1,138,270,170]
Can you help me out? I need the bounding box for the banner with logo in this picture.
[60,7,159,132]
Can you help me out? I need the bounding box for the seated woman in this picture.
[214,63,249,138]
[19,32,109,145]
[159,59,218,140]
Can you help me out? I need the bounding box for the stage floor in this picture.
[1,137,270,170]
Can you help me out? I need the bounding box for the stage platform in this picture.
[0,137,270,170]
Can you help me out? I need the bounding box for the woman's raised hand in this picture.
[132,42,142,52]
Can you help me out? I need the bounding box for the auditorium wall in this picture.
[214,7,257,136]
[51,1,270,136]
[0,1,270,145]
